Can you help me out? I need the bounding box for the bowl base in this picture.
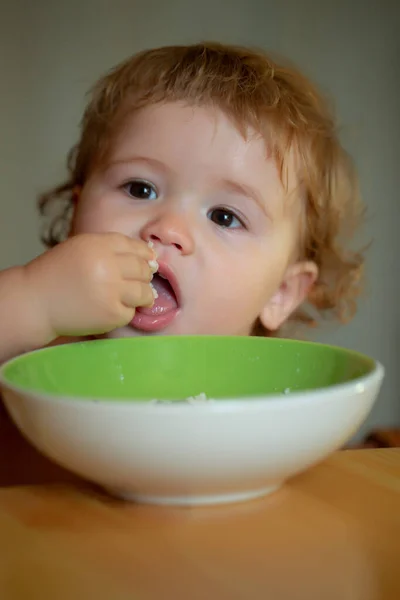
[106,483,282,506]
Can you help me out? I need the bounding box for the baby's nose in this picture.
[141,212,195,255]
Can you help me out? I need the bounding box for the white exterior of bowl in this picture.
[1,365,384,506]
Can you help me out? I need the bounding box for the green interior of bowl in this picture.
[0,337,375,401]
[1,336,375,400]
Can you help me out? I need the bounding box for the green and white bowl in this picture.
[0,337,384,506]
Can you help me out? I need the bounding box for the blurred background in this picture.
[0,0,399,441]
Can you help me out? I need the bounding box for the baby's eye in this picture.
[208,208,245,229]
[122,179,158,200]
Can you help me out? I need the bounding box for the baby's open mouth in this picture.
[148,273,179,314]
[131,265,180,332]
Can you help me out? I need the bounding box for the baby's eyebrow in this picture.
[219,178,272,219]
[107,155,172,174]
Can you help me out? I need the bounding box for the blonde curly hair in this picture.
[39,42,365,335]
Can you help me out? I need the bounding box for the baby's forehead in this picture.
[109,101,298,174]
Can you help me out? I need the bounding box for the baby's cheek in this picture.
[70,205,97,235]
[217,270,265,314]
[72,206,127,236]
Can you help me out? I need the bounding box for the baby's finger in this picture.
[120,281,155,309]
[118,254,153,282]
[128,238,155,261]
[110,234,154,260]
[113,305,136,330]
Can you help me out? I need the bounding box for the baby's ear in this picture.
[260,262,318,331]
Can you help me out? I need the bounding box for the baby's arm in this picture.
[0,233,155,364]
[0,266,55,363]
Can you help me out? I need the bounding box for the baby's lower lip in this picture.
[130,308,179,332]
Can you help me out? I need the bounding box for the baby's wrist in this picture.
[0,265,56,362]
[21,263,57,346]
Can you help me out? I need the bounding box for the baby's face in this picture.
[72,102,316,338]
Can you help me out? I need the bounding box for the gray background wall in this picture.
[1,0,399,440]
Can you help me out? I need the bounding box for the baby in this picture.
[0,42,364,363]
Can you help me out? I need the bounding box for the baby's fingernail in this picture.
[150,282,158,299]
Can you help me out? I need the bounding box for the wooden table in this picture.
[0,407,399,600]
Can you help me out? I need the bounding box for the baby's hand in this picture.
[23,233,155,338]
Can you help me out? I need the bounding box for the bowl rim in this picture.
[0,337,385,413]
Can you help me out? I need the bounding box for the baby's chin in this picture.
[97,326,169,339]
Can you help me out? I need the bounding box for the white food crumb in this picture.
[150,283,158,299]
[149,259,159,273]
[283,387,291,395]
[186,392,210,404]
[148,240,159,274]
[149,393,212,405]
